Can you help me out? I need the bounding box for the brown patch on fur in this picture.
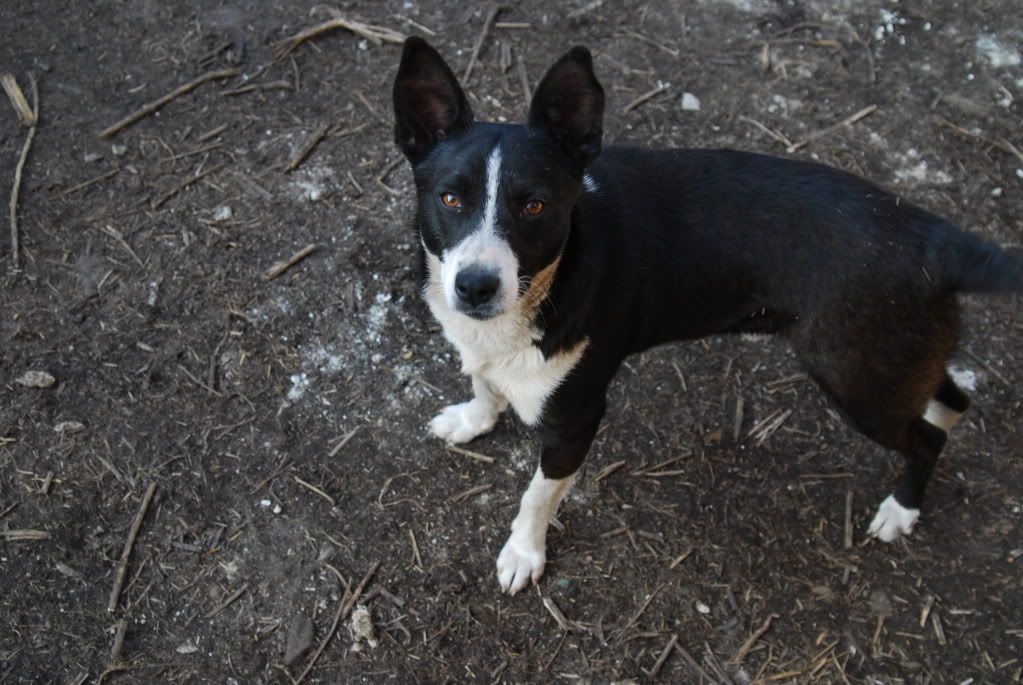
[519,257,560,316]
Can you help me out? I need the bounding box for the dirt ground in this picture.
[2,1,1021,683]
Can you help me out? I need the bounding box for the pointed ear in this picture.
[528,47,604,169]
[392,37,473,163]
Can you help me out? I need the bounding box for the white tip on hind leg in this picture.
[869,494,920,542]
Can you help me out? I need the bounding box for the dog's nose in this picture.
[455,267,500,307]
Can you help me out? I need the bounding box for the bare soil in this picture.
[2,1,1021,683]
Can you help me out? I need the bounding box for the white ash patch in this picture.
[891,148,952,186]
[874,8,907,42]
[975,34,1021,68]
[287,372,311,401]
[507,446,531,473]
[350,605,379,650]
[364,292,393,346]
[286,164,342,202]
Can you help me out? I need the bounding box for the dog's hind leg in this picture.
[791,295,964,541]
[868,373,969,540]
[429,374,509,444]
[497,399,605,594]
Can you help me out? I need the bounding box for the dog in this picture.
[391,36,1023,595]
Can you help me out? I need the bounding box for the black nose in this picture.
[454,267,500,307]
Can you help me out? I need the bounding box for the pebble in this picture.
[213,205,233,222]
[16,370,56,388]
[175,640,199,654]
[111,144,128,156]
[681,92,701,111]
[695,601,711,614]
[54,421,86,434]
[283,614,314,666]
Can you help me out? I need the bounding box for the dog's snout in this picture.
[455,267,501,307]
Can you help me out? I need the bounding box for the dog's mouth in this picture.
[456,302,503,321]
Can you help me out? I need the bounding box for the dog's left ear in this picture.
[528,46,604,169]
[393,37,474,164]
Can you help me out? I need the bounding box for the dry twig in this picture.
[2,73,35,124]
[940,119,1023,167]
[100,69,239,138]
[449,482,492,503]
[108,481,157,613]
[265,244,318,281]
[274,15,404,60]
[623,82,670,114]
[152,162,229,209]
[446,444,496,464]
[53,168,121,199]
[285,123,330,172]
[206,582,250,618]
[788,105,878,152]
[295,561,379,685]
[328,427,360,457]
[730,614,778,664]
[8,74,38,269]
[463,4,503,83]
[645,633,679,677]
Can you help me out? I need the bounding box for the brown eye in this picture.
[441,192,461,208]
[524,199,545,216]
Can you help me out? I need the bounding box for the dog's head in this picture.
[393,37,604,321]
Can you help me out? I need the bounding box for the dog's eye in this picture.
[524,200,545,216]
[440,192,461,208]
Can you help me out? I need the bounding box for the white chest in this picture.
[423,255,586,426]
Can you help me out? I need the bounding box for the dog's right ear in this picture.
[393,37,473,163]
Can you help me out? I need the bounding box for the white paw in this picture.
[428,401,498,444]
[496,535,546,595]
[868,494,920,542]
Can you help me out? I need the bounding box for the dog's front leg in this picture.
[429,374,508,444]
[497,413,601,594]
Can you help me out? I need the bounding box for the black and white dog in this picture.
[392,37,1022,595]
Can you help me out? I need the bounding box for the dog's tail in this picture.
[934,224,1023,295]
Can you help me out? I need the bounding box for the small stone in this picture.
[681,92,701,111]
[175,640,199,654]
[54,421,86,434]
[213,205,233,222]
[83,152,103,163]
[259,499,272,508]
[272,504,282,514]
[283,614,314,666]
[111,144,128,156]
[370,353,384,365]
[695,601,711,614]
[16,371,56,388]
[991,187,1003,197]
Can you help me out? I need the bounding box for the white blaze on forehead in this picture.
[439,144,519,313]
[483,145,501,234]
